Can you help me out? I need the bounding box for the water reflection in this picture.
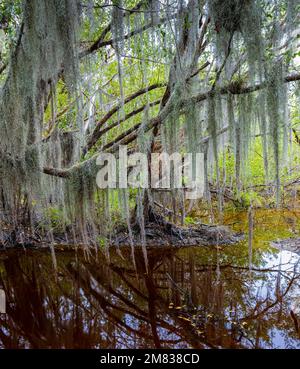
[0,238,299,348]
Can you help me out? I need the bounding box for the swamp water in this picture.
[0,209,299,349]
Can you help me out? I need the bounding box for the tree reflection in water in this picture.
[0,243,299,349]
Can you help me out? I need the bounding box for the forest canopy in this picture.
[0,0,299,251]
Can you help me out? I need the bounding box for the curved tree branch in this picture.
[84,82,166,153]
[43,71,300,179]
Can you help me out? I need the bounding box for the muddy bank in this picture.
[0,222,243,250]
[113,222,244,247]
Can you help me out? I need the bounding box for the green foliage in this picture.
[184,216,198,225]
[42,207,70,233]
[0,0,22,44]
[97,235,108,249]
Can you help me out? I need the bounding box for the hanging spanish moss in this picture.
[258,90,269,182]
[0,0,299,251]
[207,95,223,212]
[208,0,263,80]
[266,60,286,206]
[0,0,80,230]
[111,0,125,117]
[1,0,300,352]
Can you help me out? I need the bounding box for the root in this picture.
[115,206,243,248]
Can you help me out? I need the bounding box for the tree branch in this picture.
[84,82,166,152]
[43,72,300,179]
[105,72,300,153]
[80,15,176,58]
[92,98,161,141]
[79,1,145,58]
[0,62,7,75]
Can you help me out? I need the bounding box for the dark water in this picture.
[0,210,300,349]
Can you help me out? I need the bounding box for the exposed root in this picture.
[114,208,243,248]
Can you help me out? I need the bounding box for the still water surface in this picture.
[0,210,299,348]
